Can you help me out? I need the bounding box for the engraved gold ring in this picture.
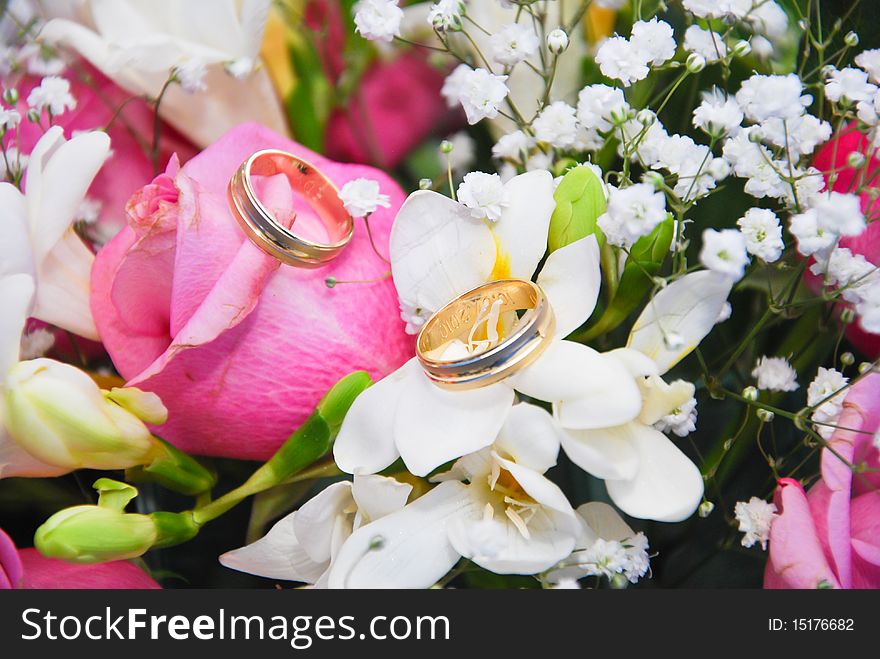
[416,279,556,390]
[227,149,353,268]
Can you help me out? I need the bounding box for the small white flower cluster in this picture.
[734,496,777,550]
[654,397,698,437]
[807,367,849,439]
[26,75,76,116]
[339,178,392,218]
[595,18,676,87]
[457,172,509,222]
[573,533,651,584]
[597,182,667,249]
[353,0,403,42]
[0,1,67,78]
[490,23,540,68]
[752,356,799,392]
[442,64,510,125]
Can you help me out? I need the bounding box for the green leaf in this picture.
[548,165,607,253]
[579,214,674,341]
[285,32,332,152]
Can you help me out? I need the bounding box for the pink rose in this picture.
[91,122,412,460]
[1,527,158,589]
[11,65,197,241]
[809,126,880,359]
[305,0,455,169]
[764,374,880,589]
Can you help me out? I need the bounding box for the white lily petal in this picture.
[494,403,560,473]
[0,183,34,279]
[327,481,474,589]
[293,482,354,564]
[351,474,412,525]
[558,423,640,481]
[0,274,36,377]
[447,506,578,575]
[537,235,601,338]
[538,346,642,429]
[494,454,574,516]
[32,231,99,340]
[395,366,514,477]
[333,360,413,475]
[628,271,733,374]
[575,502,636,543]
[490,170,556,280]
[27,129,110,263]
[605,424,704,522]
[219,510,328,583]
[390,190,496,314]
[510,341,633,409]
[603,347,659,378]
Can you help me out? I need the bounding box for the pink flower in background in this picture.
[305,0,454,169]
[1,528,158,589]
[810,127,880,359]
[91,122,412,460]
[764,374,880,589]
[11,66,197,242]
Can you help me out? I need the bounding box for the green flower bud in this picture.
[2,87,18,105]
[686,53,706,73]
[35,499,158,564]
[742,385,759,401]
[844,31,859,47]
[4,359,159,471]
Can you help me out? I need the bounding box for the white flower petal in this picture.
[495,455,573,515]
[333,360,413,475]
[490,170,555,279]
[389,190,496,314]
[394,366,514,477]
[575,502,635,543]
[602,347,659,378]
[638,377,695,425]
[448,506,578,575]
[351,474,412,524]
[26,128,110,264]
[628,271,732,374]
[494,403,560,473]
[537,235,601,338]
[219,510,329,583]
[605,424,704,522]
[33,231,99,339]
[511,341,635,409]
[0,183,34,279]
[327,481,473,589]
[0,274,35,377]
[0,427,68,479]
[558,423,640,481]
[293,481,354,564]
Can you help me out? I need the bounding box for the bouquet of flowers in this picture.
[1,0,878,591]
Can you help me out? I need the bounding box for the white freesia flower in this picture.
[220,474,412,588]
[334,170,639,478]
[339,178,392,218]
[0,125,108,340]
[328,404,581,586]
[40,0,287,148]
[553,271,731,522]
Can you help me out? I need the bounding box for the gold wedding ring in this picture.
[416,279,555,390]
[227,149,353,268]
